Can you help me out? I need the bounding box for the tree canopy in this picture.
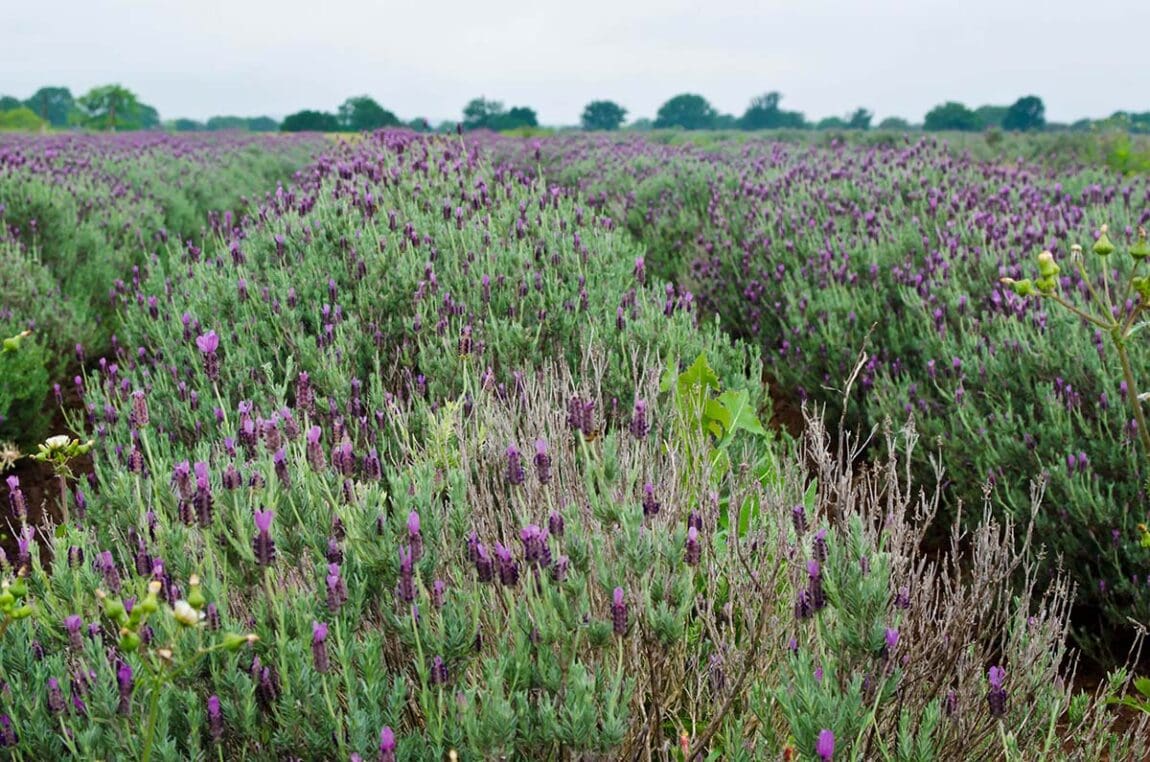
[280,110,341,132]
[0,107,46,131]
[654,93,717,130]
[1002,96,1045,132]
[75,85,159,131]
[847,108,873,130]
[461,98,538,131]
[338,96,400,131]
[581,100,627,131]
[739,92,806,130]
[923,101,981,132]
[23,87,76,127]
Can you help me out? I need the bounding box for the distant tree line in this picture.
[0,84,278,132]
[3,83,1148,135]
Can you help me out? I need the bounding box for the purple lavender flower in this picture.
[813,528,828,564]
[551,555,569,582]
[548,511,565,537]
[397,547,416,604]
[208,695,223,743]
[882,627,899,659]
[630,399,649,439]
[0,714,17,747]
[808,560,826,611]
[794,589,813,620]
[327,563,348,612]
[611,587,628,635]
[407,511,423,562]
[196,330,220,381]
[816,729,835,761]
[505,444,525,486]
[431,579,446,609]
[474,543,494,583]
[685,526,701,566]
[130,389,149,428]
[7,475,26,521]
[987,666,1007,717]
[533,439,552,484]
[792,505,807,535]
[252,509,276,567]
[642,482,661,518]
[379,726,397,762]
[64,615,83,651]
[312,621,330,674]
[117,662,133,715]
[495,542,519,586]
[47,677,65,715]
[430,655,449,685]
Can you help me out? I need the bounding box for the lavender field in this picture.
[1,129,1149,759]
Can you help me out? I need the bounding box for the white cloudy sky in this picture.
[3,0,1145,125]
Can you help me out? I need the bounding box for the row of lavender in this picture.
[0,130,1145,758]
[0,132,322,443]
[497,132,1150,656]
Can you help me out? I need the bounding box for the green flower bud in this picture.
[1037,276,1058,295]
[1,330,31,354]
[1001,278,1037,297]
[119,630,141,652]
[1093,225,1116,257]
[187,574,206,610]
[222,632,259,651]
[10,604,33,620]
[8,579,28,599]
[104,598,126,623]
[1133,277,1150,302]
[1037,250,1060,278]
[1133,227,1150,260]
[0,590,13,610]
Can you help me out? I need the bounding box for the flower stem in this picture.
[141,677,163,762]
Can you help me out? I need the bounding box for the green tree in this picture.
[338,96,400,131]
[1002,95,1045,132]
[847,108,873,130]
[877,116,911,130]
[280,110,340,132]
[206,115,249,131]
[461,98,537,131]
[505,106,538,129]
[462,97,505,130]
[654,93,717,130]
[581,100,627,131]
[816,116,848,130]
[0,96,21,111]
[246,116,278,132]
[923,101,980,131]
[76,84,156,131]
[739,92,806,130]
[23,87,76,127]
[171,118,205,131]
[974,105,1008,130]
[0,107,46,131]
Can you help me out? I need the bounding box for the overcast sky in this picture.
[3,0,1146,125]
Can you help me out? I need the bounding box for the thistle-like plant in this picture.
[1003,225,1150,512]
